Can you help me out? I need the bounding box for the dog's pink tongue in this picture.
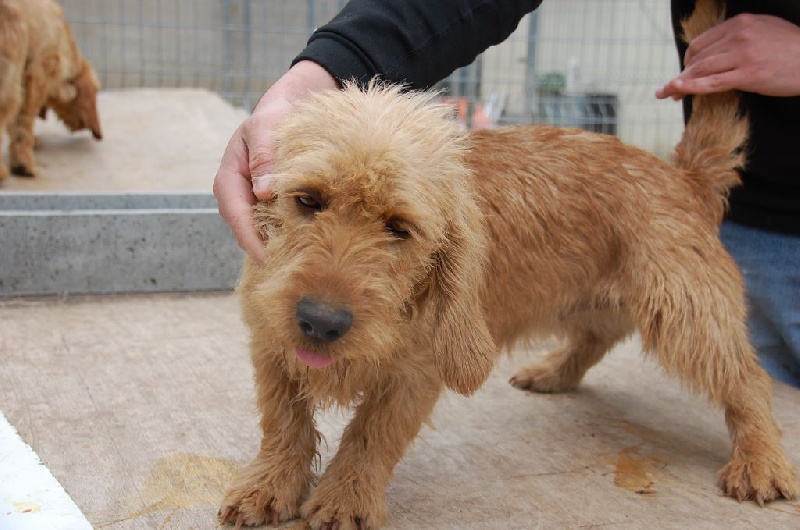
[295,348,334,368]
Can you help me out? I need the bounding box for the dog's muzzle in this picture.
[296,297,353,343]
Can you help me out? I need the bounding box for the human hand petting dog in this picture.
[657,14,800,99]
[213,60,338,263]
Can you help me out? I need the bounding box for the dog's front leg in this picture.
[219,356,318,527]
[8,64,47,177]
[303,369,443,530]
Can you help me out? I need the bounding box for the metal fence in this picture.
[61,0,685,156]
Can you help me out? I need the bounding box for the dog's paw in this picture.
[10,163,36,178]
[218,487,301,528]
[301,477,386,530]
[9,146,36,177]
[718,454,798,505]
[218,463,310,527]
[509,363,577,393]
[9,145,37,177]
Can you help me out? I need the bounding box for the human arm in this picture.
[657,13,800,99]
[215,0,542,262]
[295,0,542,89]
[213,61,338,263]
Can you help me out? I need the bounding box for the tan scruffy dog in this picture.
[0,0,102,182]
[220,3,797,528]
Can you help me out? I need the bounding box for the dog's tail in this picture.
[671,0,747,223]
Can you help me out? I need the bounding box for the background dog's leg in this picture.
[510,311,633,393]
[0,125,8,182]
[302,370,443,530]
[9,65,47,177]
[0,6,25,182]
[638,247,798,504]
[219,356,318,527]
[0,96,19,181]
[0,69,24,182]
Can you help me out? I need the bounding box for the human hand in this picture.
[657,14,800,100]
[213,61,338,263]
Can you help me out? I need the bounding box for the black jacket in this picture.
[295,0,800,235]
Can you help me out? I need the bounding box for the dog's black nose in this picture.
[296,297,353,343]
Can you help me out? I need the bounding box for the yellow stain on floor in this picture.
[140,453,238,509]
[611,444,667,496]
[97,453,238,527]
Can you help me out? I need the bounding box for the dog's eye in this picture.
[386,218,412,240]
[296,194,322,211]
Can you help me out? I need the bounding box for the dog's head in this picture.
[242,82,496,397]
[46,58,102,140]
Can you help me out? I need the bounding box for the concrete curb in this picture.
[0,192,242,296]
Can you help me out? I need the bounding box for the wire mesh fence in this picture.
[61,0,686,156]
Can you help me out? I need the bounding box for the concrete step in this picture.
[0,192,242,296]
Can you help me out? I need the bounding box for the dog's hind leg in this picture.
[510,310,633,393]
[219,355,318,527]
[637,244,798,504]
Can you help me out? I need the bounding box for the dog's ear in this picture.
[430,198,496,396]
[75,65,102,140]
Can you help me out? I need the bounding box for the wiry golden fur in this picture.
[221,3,796,528]
[0,0,101,181]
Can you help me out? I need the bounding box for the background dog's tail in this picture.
[672,0,747,222]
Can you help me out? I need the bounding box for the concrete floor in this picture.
[1,293,799,529]
[1,89,799,529]
[2,88,245,193]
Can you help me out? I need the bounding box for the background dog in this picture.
[0,0,102,181]
[220,3,797,528]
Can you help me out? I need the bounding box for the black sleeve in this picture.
[293,0,543,90]
[670,0,695,122]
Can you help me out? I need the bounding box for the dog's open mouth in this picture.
[294,347,334,368]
